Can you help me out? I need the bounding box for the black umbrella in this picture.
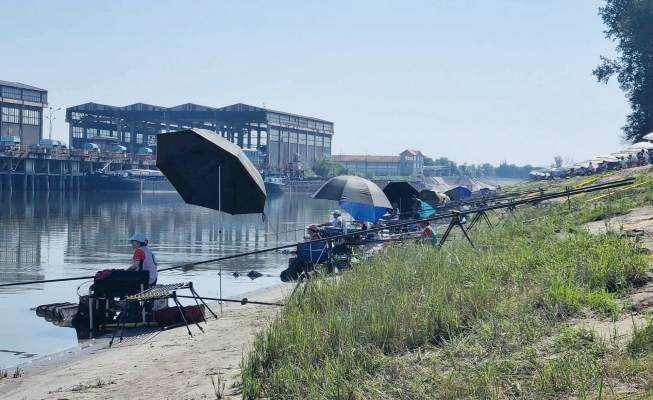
[382,181,419,214]
[419,189,450,208]
[311,175,392,221]
[156,129,266,215]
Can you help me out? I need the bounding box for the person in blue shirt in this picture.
[412,195,435,219]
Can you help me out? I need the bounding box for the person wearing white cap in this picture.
[126,232,158,285]
[318,210,347,233]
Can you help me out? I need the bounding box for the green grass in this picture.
[240,172,653,399]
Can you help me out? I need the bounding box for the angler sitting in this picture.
[318,210,348,234]
[290,225,322,255]
[418,220,438,246]
[381,203,400,222]
[126,232,158,286]
[281,225,327,281]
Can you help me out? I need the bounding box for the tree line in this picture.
[594,0,653,142]
[305,155,537,180]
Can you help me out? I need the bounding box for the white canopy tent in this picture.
[595,155,619,162]
[625,142,653,151]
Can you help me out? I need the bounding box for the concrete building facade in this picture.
[65,102,333,168]
[0,81,49,146]
[399,149,424,176]
[331,149,424,176]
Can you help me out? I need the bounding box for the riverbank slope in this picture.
[241,166,653,399]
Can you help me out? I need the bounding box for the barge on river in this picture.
[85,169,175,191]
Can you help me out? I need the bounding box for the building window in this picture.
[73,126,83,138]
[136,133,143,144]
[23,90,41,102]
[1,87,21,100]
[87,128,97,137]
[100,129,111,137]
[2,106,20,123]
[289,131,297,144]
[307,134,315,146]
[25,110,40,126]
[124,132,131,143]
[324,137,331,147]
[267,113,280,124]
[270,128,279,141]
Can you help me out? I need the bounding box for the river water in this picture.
[0,190,337,368]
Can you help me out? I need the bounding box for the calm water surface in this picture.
[0,190,337,367]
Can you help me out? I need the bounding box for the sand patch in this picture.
[0,284,292,400]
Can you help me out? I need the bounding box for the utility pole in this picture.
[46,107,61,140]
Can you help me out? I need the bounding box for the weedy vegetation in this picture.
[241,170,653,399]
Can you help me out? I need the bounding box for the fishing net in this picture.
[77,280,93,297]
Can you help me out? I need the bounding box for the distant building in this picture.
[0,80,49,146]
[65,102,333,167]
[330,155,400,176]
[331,149,424,176]
[399,149,424,176]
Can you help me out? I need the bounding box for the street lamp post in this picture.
[45,107,61,140]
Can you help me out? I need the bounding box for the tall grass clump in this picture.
[628,323,653,357]
[241,200,649,399]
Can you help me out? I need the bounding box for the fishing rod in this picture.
[0,178,634,288]
[428,177,634,212]
[175,295,283,306]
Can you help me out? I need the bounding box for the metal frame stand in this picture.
[109,282,217,347]
[467,210,493,230]
[438,212,475,248]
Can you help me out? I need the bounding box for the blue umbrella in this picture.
[338,201,389,222]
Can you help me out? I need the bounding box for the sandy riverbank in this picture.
[1,283,293,400]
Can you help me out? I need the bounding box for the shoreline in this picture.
[1,282,293,399]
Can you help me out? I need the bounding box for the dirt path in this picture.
[578,204,653,343]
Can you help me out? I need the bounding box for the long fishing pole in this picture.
[0,178,635,288]
[175,295,283,306]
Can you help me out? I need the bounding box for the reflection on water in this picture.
[0,190,336,367]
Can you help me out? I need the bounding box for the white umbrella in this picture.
[611,152,631,158]
[595,155,619,162]
[642,132,653,141]
[574,160,601,169]
[625,142,653,151]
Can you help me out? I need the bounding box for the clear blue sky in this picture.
[0,0,631,167]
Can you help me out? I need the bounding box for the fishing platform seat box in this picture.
[296,241,328,263]
[91,270,150,299]
[320,227,343,237]
[154,305,206,326]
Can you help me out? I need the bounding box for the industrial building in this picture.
[0,80,49,146]
[331,149,424,176]
[65,102,334,168]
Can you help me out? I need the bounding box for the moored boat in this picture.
[264,175,285,194]
[85,169,175,191]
